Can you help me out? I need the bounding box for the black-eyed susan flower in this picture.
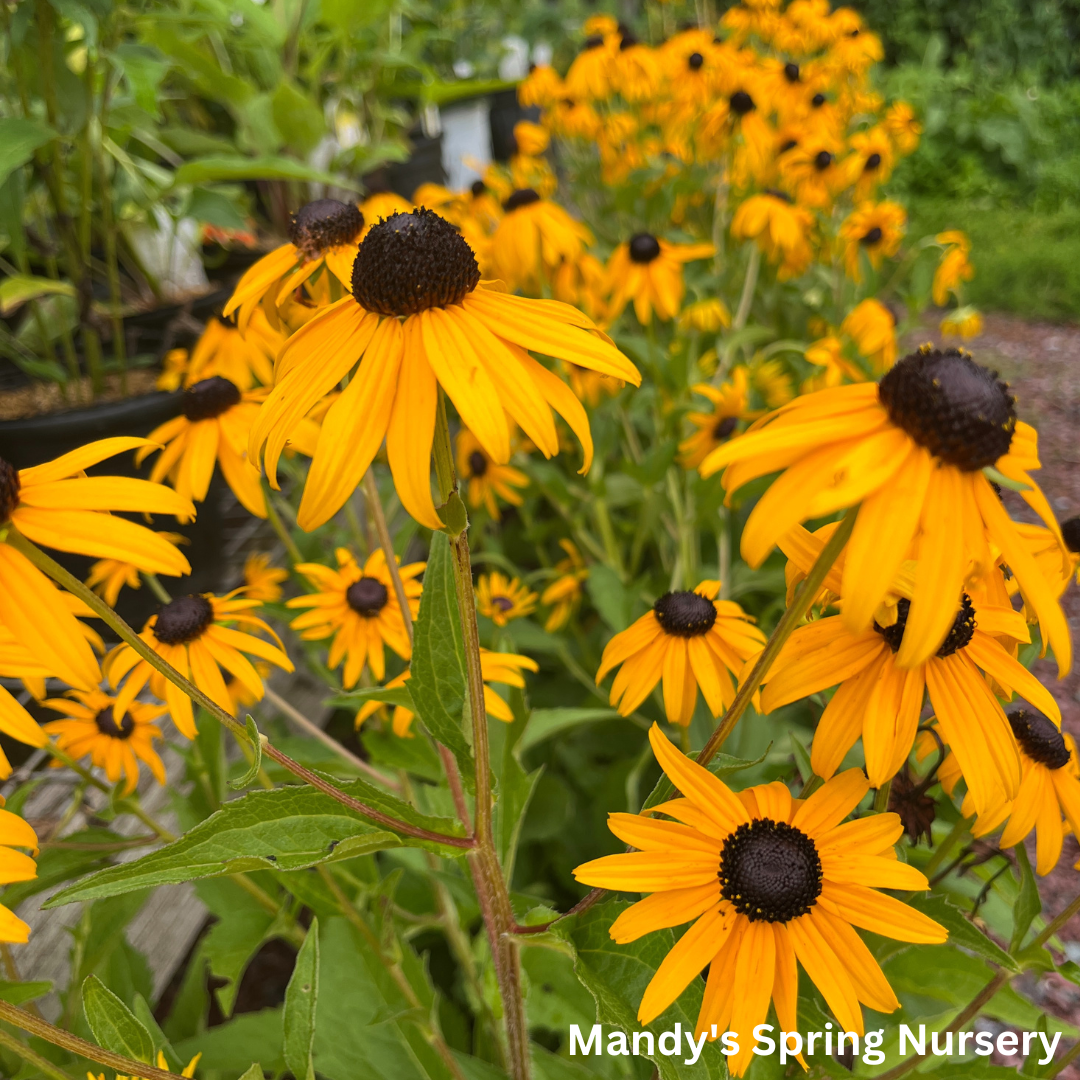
[0,440,192,691]
[356,649,538,736]
[596,581,765,726]
[250,209,639,532]
[840,297,896,370]
[932,230,974,306]
[729,193,814,279]
[86,532,187,607]
[701,346,1073,676]
[750,357,795,407]
[91,1050,202,1080]
[489,190,593,292]
[456,429,528,519]
[678,298,731,334]
[803,336,865,390]
[105,591,292,738]
[171,315,278,392]
[518,64,564,108]
[43,688,166,795]
[574,726,946,1078]
[679,370,761,469]
[224,199,365,330]
[476,572,538,627]
[844,125,895,198]
[884,101,921,154]
[564,21,617,101]
[541,540,588,632]
[287,548,422,688]
[242,552,288,603]
[940,306,983,340]
[779,137,847,208]
[605,235,715,325]
[840,201,905,280]
[761,589,1061,814]
[0,808,38,943]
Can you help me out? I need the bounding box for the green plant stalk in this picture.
[0,1000,184,1080]
[0,1025,76,1080]
[9,532,472,850]
[83,326,105,398]
[262,479,304,565]
[697,504,858,768]
[873,779,892,813]
[922,815,973,880]
[593,496,626,581]
[142,571,172,604]
[432,397,530,1080]
[363,469,414,642]
[1048,1035,1080,1078]
[96,110,127,392]
[715,243,761,384]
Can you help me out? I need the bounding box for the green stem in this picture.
[922,815,973,881]
[142,572,172,604]
[262,479,304,566]
[873,779,892,813]
[714,244,761,385]
[1031,889,1080,951]
[363,469,413,644]
[432,396,530,1080]
[10,532,472,850]
[1047,1035,1080,1078]
[697,505,858,768]
[0,1000,184,1080]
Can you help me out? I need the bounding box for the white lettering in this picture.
[1039,1032,1061,1065]
[975,1031,994,1056]
[863,1029,885,1065]
[997,1032,1018,1056]
[607,1031,629,1056]
[721,1032,739,1056]
[899,1025,926,1055]
[659,1024,681,1056]
[684,1030,708,1065]
[932,1031,953,1056]
[632,1031,654,1056]
[753,1024,775,1056]
[569,1025,601,1056]
[779,1032,803,1065]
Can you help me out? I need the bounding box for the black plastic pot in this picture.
[490,89,540,162]
[367,134,447,201]
[0,390,226,635]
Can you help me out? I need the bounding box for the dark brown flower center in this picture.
[720,818,822,923]
[95,710,136,740]
[470,179,487,197]
[154,595,213,645]
[1061,516,1080,554]
[730,90,755,115]
[779,139,798,154]
[861,226,883,246]
[492,595,515,612]
[288,199,364,260]
[811,92,826,107]
[0,458,21,523]
[875,595,976,657]
[653,591,717,637]
[888,767,936,845]
[468,450,488,477]
[582,34,604,50]
[628,233,661,264]
[814,150,833,170]
[784,62,800,82]
[712,415,738,441]
[504,188,541,212]
[183,376,241,422]
[1008,707,1071,769]
[346,577,388,616]
[878,347,1016,470]
[865,152,882,171]
[688,52,704,70]
[351,209,480,317]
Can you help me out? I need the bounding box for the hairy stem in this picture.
[363,469,414,644]
[697,504,858,767]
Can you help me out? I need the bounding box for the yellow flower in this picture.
[804,337,866,390]
[678,298,731,333]
[750,356,794,407]
[43,688,166,795]
[679,369,761,469]
[541,540,588,632]
[223,199,365,330]
[92,1051,202,1080]
[841,298,897,370]
[574,726,946,1077]
[287,548,422,687]
[513,120,550,156]
[932,230,974,306]
[356,649,538,736]
[730,193,814,279]
[489,191,593,292]
[940,306,983,339]
[564,28,617,101]
[456,428,528,518]
[476,572,538,626]
[778,136,848,208]
[840,201,906,280]
[596,581,765,726]
[105,591,292,738]
[86,533,187,607]
[844,125,896,198]
[0,807,37,943]
[0,439,192,692]
[243,552,288,602]
[885,101,922,154]
[178,316,278,392]
[250,209,638,532]
[606,235,715,325]
[702,347,1073,677]
[518,64,565,108]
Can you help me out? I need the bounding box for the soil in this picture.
[0,368,161,421]
[908,312,1080,1074]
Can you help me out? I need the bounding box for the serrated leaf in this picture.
[283,917,319,1080]
[173,155,359,189]
[519,708,619,752]
[1011,843,1041,951]
[0,118,56,188]
[907,894,1019,972]
[47,780,467,906]
[82,975,155,1065]
[228,714,264,791]
[561,900,729,1079]
[409,531,475,785]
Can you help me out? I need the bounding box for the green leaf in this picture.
[329,685,416,712]
[0,118,56,188]
[184,186,248,231]
[283,917,319,1080]
[587,564,635,632]
[110,43,170,119]
[908,894,1019,972]
[173,155,359,190]
[519,708,619,753]
[409,531,475,785]
[562,900,729,1079]
[789,731,813,785]
[1011,842,1042,951]
[47,780,467,906]
[173,1007,284,1076]
[228,714,265,791]
[0,275,76,315]
[418,77,516,106]
[271,81,325,157]
[238,1066,267,1080]
[82,975,155,1065]
[0,979,52,1006]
